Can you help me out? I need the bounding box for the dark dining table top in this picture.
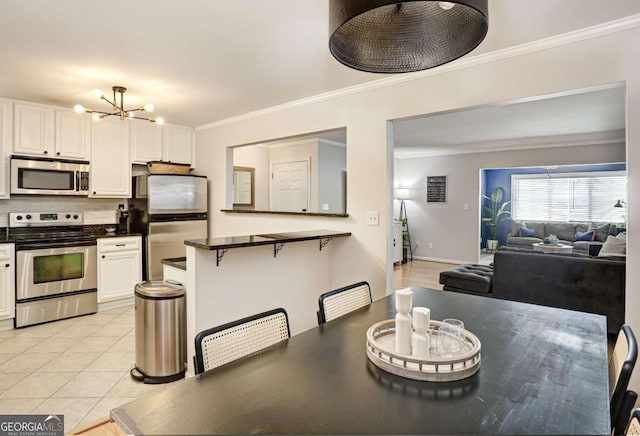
[111,287,610,435]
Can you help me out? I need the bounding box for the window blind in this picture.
[511,171,626,223]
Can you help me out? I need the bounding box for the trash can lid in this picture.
[135,280,185,299]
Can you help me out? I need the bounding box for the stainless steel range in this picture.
[10,211,98,328]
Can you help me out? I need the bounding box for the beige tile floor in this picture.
[0,305,174,433]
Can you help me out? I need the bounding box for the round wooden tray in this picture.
[366,319,481,382]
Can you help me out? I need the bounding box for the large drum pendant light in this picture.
[329,0,489,73]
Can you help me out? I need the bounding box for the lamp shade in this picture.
[329,0,489,73]
[396,188,410,199]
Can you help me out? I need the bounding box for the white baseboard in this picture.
[99,297,134,312]
[411,255,468,265]
[0,318,14,331]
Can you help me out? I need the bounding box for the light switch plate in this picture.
[367,211,379,226]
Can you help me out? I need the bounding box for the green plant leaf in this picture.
[493,187,504,203]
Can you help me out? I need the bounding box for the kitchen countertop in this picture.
[184,229,351,251]
[161,257,187,270]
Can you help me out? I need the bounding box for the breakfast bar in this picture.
[181,229,351,374]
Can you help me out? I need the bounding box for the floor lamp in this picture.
[396,189,413,262]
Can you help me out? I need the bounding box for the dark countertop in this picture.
[161,257,186,270]
[184,229,351,250]
[221,209,349,218]
[112,287,609,435]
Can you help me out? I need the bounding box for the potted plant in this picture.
[482,187,511,253]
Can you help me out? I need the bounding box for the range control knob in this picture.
[73,215,79,220]
[16,215,22,221]
[65,214,71,219]
[25,215,32,220]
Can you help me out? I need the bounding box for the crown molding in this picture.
[196,14,640,132]
[394,130,625,159]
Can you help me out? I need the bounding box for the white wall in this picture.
[318,140,347,214]
[196,22,640,390]
[395,141,626,263]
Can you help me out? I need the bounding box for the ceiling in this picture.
[0,1,639,127]
[393,85,627,158]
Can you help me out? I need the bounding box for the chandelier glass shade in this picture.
[329,0,489,73]
[74,86,164,125]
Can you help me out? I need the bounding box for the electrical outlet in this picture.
[464,203,469,210]
[367,211,379,226]
[428,242,433,249]
[322,203,329,211]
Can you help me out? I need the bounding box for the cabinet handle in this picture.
[56,152,60,156]
[93,191,96,195]
[115,244,126,247]
[43,150,48,155]
[4,264,8,268]
[101,255,105,259]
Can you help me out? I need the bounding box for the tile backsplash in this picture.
[0,197,123,227]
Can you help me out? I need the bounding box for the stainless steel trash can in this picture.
[130,281,186,384]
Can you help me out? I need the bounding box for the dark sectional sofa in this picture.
[506,220,618,254]
[440,248,625,335]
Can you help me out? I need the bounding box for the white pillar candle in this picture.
[395,289,413,355]
[412,307,430,358]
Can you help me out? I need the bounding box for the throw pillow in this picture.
[519,227,537,237]
[589,223,611,242]
[575,230,595,242]
[598,235,626,257]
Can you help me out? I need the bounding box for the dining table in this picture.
[111,286,610,434]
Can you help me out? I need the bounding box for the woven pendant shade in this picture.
[329,0,489,73]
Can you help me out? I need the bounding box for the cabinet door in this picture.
[55,109,90,160]
[98,249,141,303]
[393,222,403,263]
[163,124,194,166]
[90,118,131,197]
[130,120,162,164]
[0,99,12,199]
[14,102,54,156]
[0,244,15,320]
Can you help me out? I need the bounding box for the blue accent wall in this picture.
[480,163,626,248]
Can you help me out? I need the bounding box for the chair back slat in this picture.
[195,308,290,374]
[319,282,371,324]
[610,325,638,430]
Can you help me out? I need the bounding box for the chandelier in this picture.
[329,0,489,74]
[74,86,165,124]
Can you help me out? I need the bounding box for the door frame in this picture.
[269,157,311,212]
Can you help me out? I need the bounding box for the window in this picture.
[511,171,626,223]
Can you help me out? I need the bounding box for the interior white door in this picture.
[270,159,309,212]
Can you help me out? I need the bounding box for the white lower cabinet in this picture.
[0,244,15,320]
[97,237,142,303]
[393,221,403,263]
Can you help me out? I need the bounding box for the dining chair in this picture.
[317,281,372,325]
[613,390,638,435]
[194,307,290,374]
[625,408,640,435]
[610,324,638,431]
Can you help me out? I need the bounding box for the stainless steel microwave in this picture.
[11,156,90,196]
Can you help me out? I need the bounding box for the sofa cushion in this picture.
[519,227,537,237]
[510,220,526,236]
[590,223,611,242]
[575,223,590,233]
[526,222,545,238]
[506,236,542,248]
[575,230,595,242]
[545,222,576,242]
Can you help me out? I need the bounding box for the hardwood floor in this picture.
[392,259,459,291]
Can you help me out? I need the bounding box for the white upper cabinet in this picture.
[130,120,163,164]
[0,99,12,199]
[55,108,91,160]
[163,124,194,167]
[90,117,131,198]
[13,102,55,157]
[14,102,90,160]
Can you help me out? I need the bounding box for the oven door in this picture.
[16,245,97,300]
